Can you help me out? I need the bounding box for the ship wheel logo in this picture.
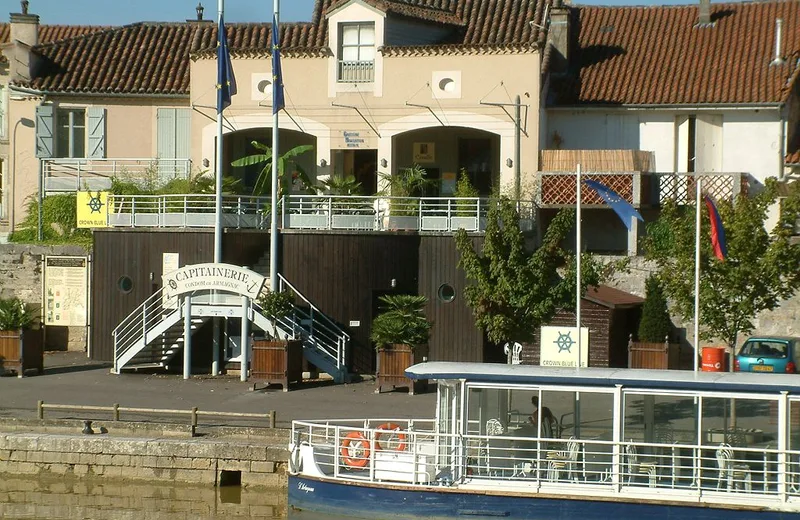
[554,331,575,353]
[87,192,104,214]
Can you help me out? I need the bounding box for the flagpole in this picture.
[576,163,582,370]
[211,0,225,377]
[270,0,280,293]
[693,175,702,372]
[214,0,224,265]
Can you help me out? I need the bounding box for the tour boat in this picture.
[288,362,800,519]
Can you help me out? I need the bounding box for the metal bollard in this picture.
[37,400,44,420]
[191,407,198,428]
[269,410,276,429]
[113,403,120,421]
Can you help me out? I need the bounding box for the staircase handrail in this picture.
[277,273,350,344]
[250,299,346,370]
[112,287,181,372]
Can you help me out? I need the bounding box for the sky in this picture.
[4,0,703,25]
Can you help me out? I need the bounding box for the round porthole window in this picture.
[438,78,456,93]
[437,283,456,303]
[117,276,133,294]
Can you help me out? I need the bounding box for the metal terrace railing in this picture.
[106,194,538,233]
[43,158,192,192]
[291,419,800,505]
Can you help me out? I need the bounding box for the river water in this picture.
[0,475,290,519]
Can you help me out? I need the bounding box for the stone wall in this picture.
[0,244,89,352]
[603,256,800,350]
[0,431,288,489]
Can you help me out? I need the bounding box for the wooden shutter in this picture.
[35,104,54,159]
[87,107,106,158]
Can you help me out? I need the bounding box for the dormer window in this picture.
[338,22,375,83]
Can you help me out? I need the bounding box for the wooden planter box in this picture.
[251,339,303,392]
[0,329,44,377]
[376,344,428,395]
[628,340,681,370]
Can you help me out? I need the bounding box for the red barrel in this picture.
[701,346,727,372]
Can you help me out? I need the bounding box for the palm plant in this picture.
[0,297,35,330]
[315,174,363,196]
[378,164,435,216]
[370,294,432,349]
[231,142,315,196]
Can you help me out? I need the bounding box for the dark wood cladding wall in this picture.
[520,301,612,367]
[91,230,214,362]
[281,232,421,374]
[418,235,485,363]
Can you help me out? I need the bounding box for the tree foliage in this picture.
[455,197,610,350]
[643,178,800,348]
[637,275,672,342]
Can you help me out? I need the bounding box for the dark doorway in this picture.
[353,150,378,194]
[458,138,493,195]
[422,167,440,197]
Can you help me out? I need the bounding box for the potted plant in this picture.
[371,294,432,394]
[0,297,43,377]
[250,289,302,392]
[379,165,435,229]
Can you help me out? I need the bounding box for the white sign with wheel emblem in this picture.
[539,326,589,368]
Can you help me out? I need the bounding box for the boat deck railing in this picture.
[291,419,800,506]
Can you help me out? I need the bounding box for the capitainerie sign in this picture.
[162,263,266,299]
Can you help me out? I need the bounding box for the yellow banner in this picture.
[76,191,109,228]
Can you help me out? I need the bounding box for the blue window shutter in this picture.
[35,105,54,159]
[87,107,106,158]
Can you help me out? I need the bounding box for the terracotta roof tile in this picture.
[0,23,107,63]
[17,0,545,94]
[551,1,800,106]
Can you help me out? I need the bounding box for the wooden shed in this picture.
[519,285,644,368]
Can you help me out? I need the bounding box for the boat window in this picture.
[791,399,800,451]
[701,396,774,448]
[624,393,698,445]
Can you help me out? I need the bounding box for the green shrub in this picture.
[637,275,672,342]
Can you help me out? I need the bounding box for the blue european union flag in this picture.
[272,15,285,115]
[583,179,644,230]
[216,15,237,114]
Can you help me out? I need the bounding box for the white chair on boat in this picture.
[715,443,752,492]
[624,443,658,487]
[484,419,506,476]
[546,436,580,482]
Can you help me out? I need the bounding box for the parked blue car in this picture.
[734,336,800,373]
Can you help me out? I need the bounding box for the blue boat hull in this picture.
[288,475,792,520]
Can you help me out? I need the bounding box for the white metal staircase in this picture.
[250,274,350,384]
[112,289,208,373]
[112,275,350,382]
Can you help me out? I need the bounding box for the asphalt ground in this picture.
[0,352,436,430]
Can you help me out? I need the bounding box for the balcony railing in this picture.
[42,158,192,193]
[106,194,538,233]
[535,171,746,208]
[338,60,375,83]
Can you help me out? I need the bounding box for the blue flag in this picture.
[216,15,237,114]
[583,179,644,230]
[272,15,285,114]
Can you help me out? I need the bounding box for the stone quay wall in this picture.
[0,430,290,489]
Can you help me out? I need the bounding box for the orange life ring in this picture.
[341,431,371,468]
[374,422,407,452]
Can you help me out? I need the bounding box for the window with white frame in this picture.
[338,22,375,83]
[56,108,86,158]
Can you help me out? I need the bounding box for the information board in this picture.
[44,256,89,326]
